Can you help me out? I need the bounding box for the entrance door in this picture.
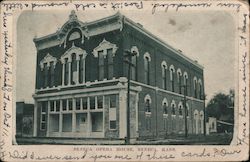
[76,113,88,133]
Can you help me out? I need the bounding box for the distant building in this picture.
[217,108,234,133]
[206,117,217,135]
[32,11,205,142]
[16,102,34,137]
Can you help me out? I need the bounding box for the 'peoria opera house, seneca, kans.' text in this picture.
[32,11,205,142]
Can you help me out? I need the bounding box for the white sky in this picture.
[16,10,236,104]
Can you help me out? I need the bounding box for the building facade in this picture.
[16,102,34,137]
[33,11,205,141]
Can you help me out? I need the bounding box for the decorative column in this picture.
[33,101,38,137]
[68,59,72,86]
[76,56,80,85]
[59,100,63,135]
[46,101,50,137]
[72,98,76,132]
[61,59,65,86]
[87,97,91,137]
[83,59,85,83]
[119,89,127,138]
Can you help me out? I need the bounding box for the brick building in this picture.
[32,11,205,142]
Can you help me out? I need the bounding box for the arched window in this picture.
[183,72,188,95]
[71,53,77,85]
[61,43,87,86]
[145,99,150,112]
[198,79,203,99]
[93,39,118,80]
[194,109,199,134]
[169,65,175,92]
[161,61,167,90]
[177,69,182,94]
[171,100,176,116]
[144,94,152,113]
[40,53,57,88]
[64,58,69,85]
[178,103,183,116]
[131,46,139,81]
[193,77,198,98]
[162,98,168,115]
[79,55,84,83]
[98,50,104,80]
[144,53,151,85]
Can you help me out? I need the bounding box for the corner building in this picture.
[33,11,205,142]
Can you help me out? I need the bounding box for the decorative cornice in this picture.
[131,46,139,57]
[40,53,57,69]
[33,11,203,70]
[61,43,87,62]
[92,39,118,58]
[143,52,151,62]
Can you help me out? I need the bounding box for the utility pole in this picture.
[203,94,206,136]
[124,49,137,144]
[181,84,189,138]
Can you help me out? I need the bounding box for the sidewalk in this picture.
[15,133,233,145]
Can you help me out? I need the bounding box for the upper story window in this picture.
[198,79,203,99]
[130,46,139,81]
[61,43,87,86]
[144,94,152,113]
[40,53,57,88]
[162,98,168,115]
[178,102,183,117]
[144,52,151,85]
[183,72,189,95]
[93,39,118,81]
[177,68,182,94]
[171,100,176,116]
[169,65,175,92]
[161,61,167,90]
[193,77,198,98]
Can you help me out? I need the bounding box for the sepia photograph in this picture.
[16,9,235,145]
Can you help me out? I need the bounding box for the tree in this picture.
[206,89,234,120]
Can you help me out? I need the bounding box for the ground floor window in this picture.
[38,94,118,134]
[40,102,47,130]
[62,114,72,132]
[91,112,103,132]
[76,113,87,132]
[50,114,59,132]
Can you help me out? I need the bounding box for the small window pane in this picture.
[68,99,73,110]
[110,120,116,129]
[109,95,116,108]
[41,123,46,130]
[82,98,87,110]
[90,97,95,109]
[76,98,81,110]
[42,102,47,112]
[50,101,54,111]
[97,96,103,109]
[56,100,60,112]
[62,99,67,111]
[41,114,46,121]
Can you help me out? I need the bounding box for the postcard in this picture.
[0,0,249,161]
